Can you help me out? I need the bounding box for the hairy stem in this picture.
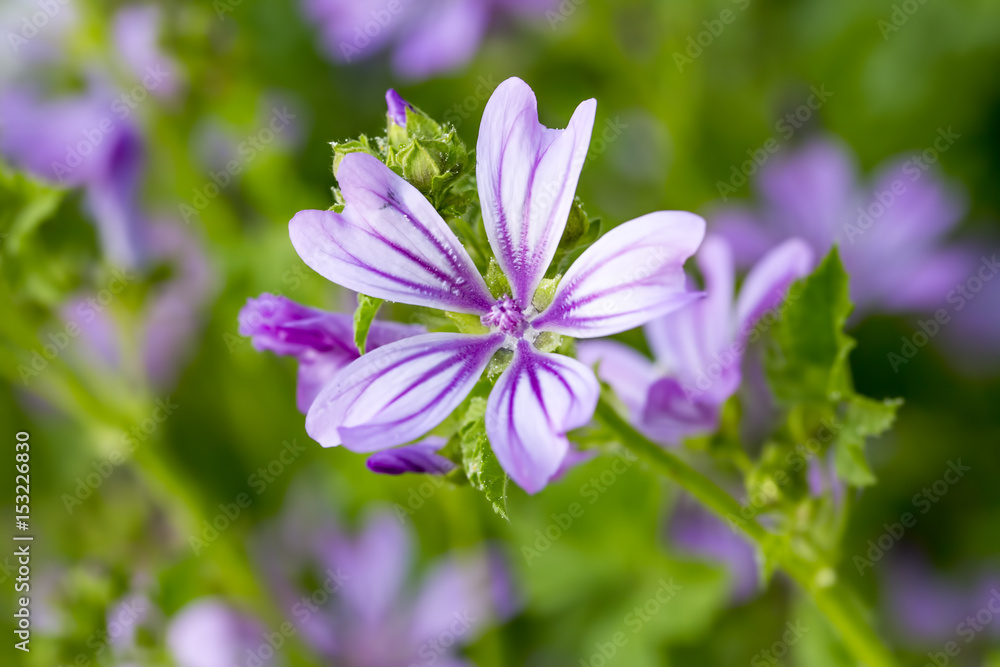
[594,397,898,667]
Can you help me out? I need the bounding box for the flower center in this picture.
[481,295,529,336]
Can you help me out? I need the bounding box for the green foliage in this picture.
[352,294,384,355]
[458,397,509,520]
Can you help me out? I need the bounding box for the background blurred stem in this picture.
[594,396,899,667]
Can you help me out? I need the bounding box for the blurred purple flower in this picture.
[165,598,273,667]
[256,504,516,666]
[301,0,556,81]
[713,136,974,318]
[60,220,214,389]
[287,77,704,492]
[669,495,759,603]
[0,84,148,267]
[111,5,182,99]
[579,235,812,445]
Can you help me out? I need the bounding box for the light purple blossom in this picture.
[165,598,273,667]
[111,5,182,99]
[301,0,556,81]
[288,77,705,492]
[256,503,515,666]
[713,136,974,318]
[0,83,148,267]
[579,235,811,445]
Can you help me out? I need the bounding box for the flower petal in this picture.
[306,333,504,451]
[575,340,657,418]
[486,340,599,494]
[641,377,720,445]
[477,77,596,308]
[532,211,706,338]
[734,237,813,335]
[289,152,494,314]
[366,438,456,475]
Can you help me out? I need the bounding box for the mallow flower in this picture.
[579,235,812,445]
[239,293,456,474]
[255,500,515,666]
[287,77,706,493]
[712,136,973,318]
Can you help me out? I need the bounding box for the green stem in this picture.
[594,397,898,667]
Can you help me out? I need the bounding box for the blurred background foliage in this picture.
[3,0,1000,665]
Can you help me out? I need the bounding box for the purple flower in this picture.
[0,84,148,267]
[165,598,273,667]
[713,136,973,317]
[302,0,555,81]
[256,504,515,666]
[288,77,705,492]
[366,437,457,475]
[239,293,425,412]
[579,235,812,445]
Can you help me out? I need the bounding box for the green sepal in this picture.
[485,257,511,298]
[458,397,509,520]
[445,311,488,334]
[352,294,384,355]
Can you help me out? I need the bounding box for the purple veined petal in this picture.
[240,293,426,411]
[734,237,813,336]
[385,89,412,127]
[165,599,271,667]
[486,339,599,494]
[575,340,657,418]
[289,153,494,314]
[532,211,706,338]
[641,376,720,445]
[390,0,491,81]
[306,333,504,451]
[409,546,516,651]
[696,235,736,358]
[366,437,456,475]
[477,77,597,309]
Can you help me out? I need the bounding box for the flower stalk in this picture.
[594,396,899,667]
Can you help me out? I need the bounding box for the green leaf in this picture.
[765,248,855,404]
[0,162,64,257]
[459,397,509,520]
[834,396,902,487]
[352,294,384,355]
